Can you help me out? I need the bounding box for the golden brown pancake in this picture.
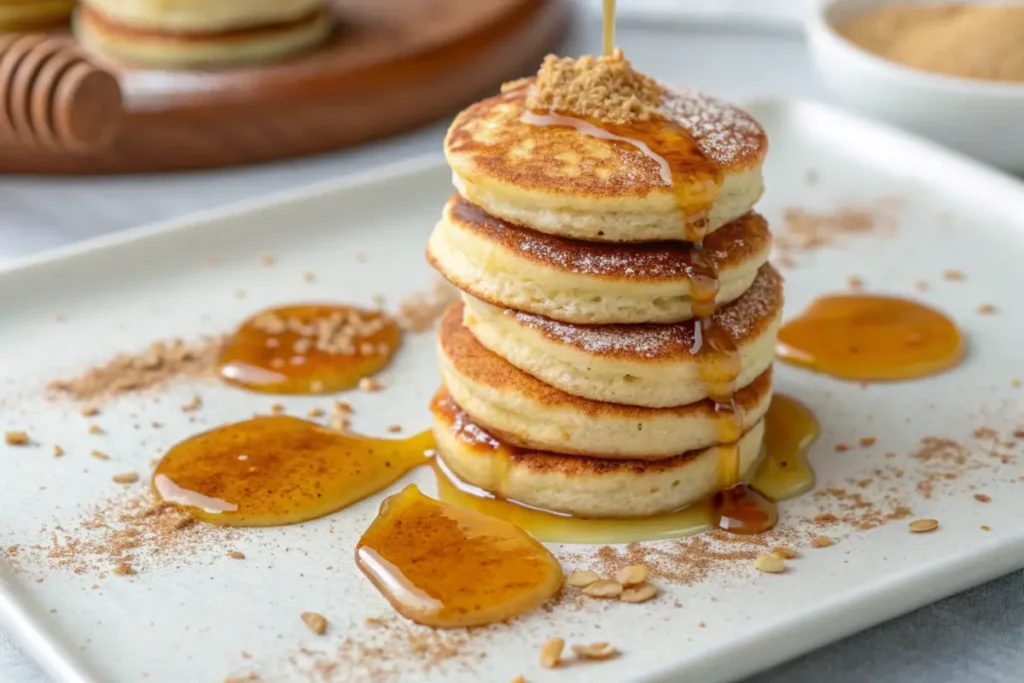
[438,301,773,458]
[428,197,773,323]
[461,264,783,407]
[432,388,765,517]
[445,84,768,243]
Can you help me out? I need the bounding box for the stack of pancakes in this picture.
[0,0,75,31]
[74,0,331,67]
[428,83,781,518]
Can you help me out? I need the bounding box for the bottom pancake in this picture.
[74,5,332,67]
[432,389,765,518]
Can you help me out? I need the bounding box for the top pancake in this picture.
[445,83,768,243]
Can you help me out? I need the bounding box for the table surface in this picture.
[2,9,1021,683]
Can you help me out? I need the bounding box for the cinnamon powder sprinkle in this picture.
[773,199,901,266]
[48,336,223,404]
[523,48,662,124]
[393,280,458,333]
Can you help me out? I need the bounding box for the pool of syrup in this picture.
[430,392,819,544]
[219,304,400,395]
[152,416,433,526]
[356,484,563,628]
[777,294,964,381]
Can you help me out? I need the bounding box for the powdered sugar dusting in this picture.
[508,265,781,359]
[452,197,765,279]
[658,86,765,166]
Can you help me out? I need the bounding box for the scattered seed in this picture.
[270,403,285,415]
[846,276,864,290]
[581,579,623,598]
[943,269,965,281]
[510,677,525,683]
[977,304,996,315]
[572,642,618,660]
[235,289,247,299]
[303,270,316,283]
[981,525,991,531]
[332,400,352,415]
[80,406,100,417]
[88,424,104,435]
[229,551,246,560]
[974,494,991,503]
[539,637,564,669]
[90,450,110,461]
[772,546,799,560]
[300,612,328,635]
[112,472,139,484]
[834,443,850,452]
[754,554,785,574]
[614,564,649,587]
[53,445,65,458]
[619,583,658,603]
[810,535,834,548]
[359,377,383,392]
[307,407,325,418]
[330,415,350,432]
[4,431,29,446]
[181,395,202,412]
[260,254,275,266]
[566,570,601,588]
[387,425,402,434]
[909,518,939,533]
[858,436,876,447]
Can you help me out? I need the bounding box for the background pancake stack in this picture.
[428,77,782,519]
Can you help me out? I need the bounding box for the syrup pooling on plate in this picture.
[219,304,401,394]
[355,484,563,628]
[152,416,434,526]
[749,394,819,501]
[430,390,817,543]
[776,294,965,381]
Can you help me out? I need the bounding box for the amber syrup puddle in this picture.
[777,294,964,381]
[152,416,434,526]
[356,484,563,628]
[218,304,401,395]
[430,392,818,544]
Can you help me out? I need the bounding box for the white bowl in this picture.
[807,0,1024,173]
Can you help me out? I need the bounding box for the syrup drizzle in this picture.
[523,98,774,533]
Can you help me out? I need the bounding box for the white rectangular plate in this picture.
[3,99,1024,683]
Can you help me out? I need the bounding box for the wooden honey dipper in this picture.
[0,33,123,152]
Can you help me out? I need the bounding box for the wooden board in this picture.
[0,0,569,174]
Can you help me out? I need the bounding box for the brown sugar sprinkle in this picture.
[301,612,328,636]
[5,431,29,446]
[810,535,835,548]
[773,199,900,264]
[5,490,234,578]
[943,269,965,281]
[539,637,564,669]
[394,280,459,333]
[909,519,939,533]
[974,494,991,503]
[228,551,246,560]
[48,336,223,404]
[524,48,662,124]
[977,304,997,315]
[111,472,139,484]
